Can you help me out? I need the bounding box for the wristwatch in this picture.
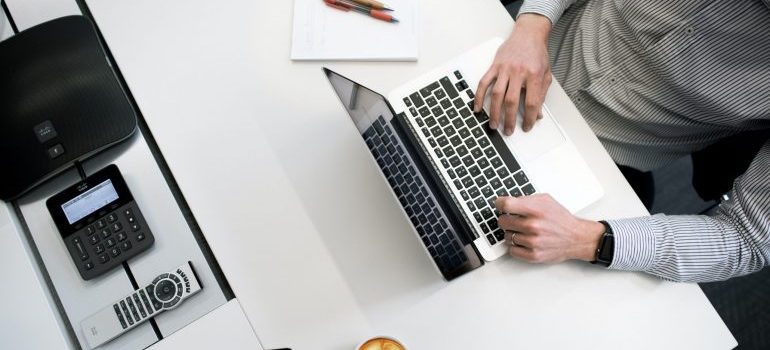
[591,220,614,267]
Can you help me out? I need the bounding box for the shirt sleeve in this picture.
[517,0,580,24]
[606,140,770,282]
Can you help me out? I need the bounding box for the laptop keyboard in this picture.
[402,70,536,247]
[363,116,469,273]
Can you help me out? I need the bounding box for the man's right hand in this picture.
[474,14,553,135]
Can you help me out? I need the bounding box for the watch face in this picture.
[599,234,614,264]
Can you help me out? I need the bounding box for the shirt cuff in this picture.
[517,0,571,25]
[606,217,658,271]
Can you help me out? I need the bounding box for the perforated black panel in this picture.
[0,15,136,200]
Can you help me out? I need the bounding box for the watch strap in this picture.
[591,220,614,267]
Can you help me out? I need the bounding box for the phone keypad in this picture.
[67,202,155,280]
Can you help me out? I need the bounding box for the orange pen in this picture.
[323,0,399,23]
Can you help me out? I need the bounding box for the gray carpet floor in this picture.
[502,2,769,348]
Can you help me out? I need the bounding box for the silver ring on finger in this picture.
[510,231,517,246]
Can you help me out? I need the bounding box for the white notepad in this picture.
[291,0,418,61]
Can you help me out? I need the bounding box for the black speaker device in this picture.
[0,16,137,200]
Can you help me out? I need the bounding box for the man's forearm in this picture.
[608,142,770,282]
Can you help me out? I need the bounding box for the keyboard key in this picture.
[110,247,121,257]
[461,176,475,188]
[425,116,437,127]
[437,136,449,147]
[465,138,477,149]
[426,96,437,107]
[470,148,483,159]
[447,169,457,179]
[437,115,449,125]
[481,208,493,219]
[493,229,505,241]
[439,77,459,99]
[447,108,459,119]
[455,80,469,91]
[474,176,487,187]
[441,159,450,168]
[461,190,469,201]
[454,70,463,79]
[497,167,509,179]
[444,126,456,137]
[107,213,118,223]
[466,89,475,99]
[467,200,476,211]
[503,177,516,189]
[459,107,471,118]
[95,244,105,254]
[462,155,474,167]
[442,146,456,157]
[473,212,483,223]
[472,127,484,138]
[486,234,496,245]
[484,147,497,159]
[453,97,464,109]
[88,234,100,245]
[409,107,418,117]
[510,188,523,197]
[490,178,503,189]
[522,184,536,195]
[419,107,430,117]
[99,254,110,264]
[465,115,479,128]
[449,156,462,167]
[474,109,490,123]
[496,188,508,197]
[430,126,443,137]
[96,219,107,229]
[420,82,440,97]
[435,89,446,100]
[410,92,425,107]
[483,168,496,179]
[456,145,468,157]
[452,118,464,129]
[469,165,481,177]
[474,198,486,209]
[440,98,452,109]
[468,187,481,198]
[456,167,468,178]
[478,137,490,148]
[487,218,499,231]
[421,128,430,137]
[85,226,95,235]
[432,106,444,117]
[513,171,529,186]
[415,117,424,127]
[481,186,494,198]
[478,158,490,169]
[458,128,471,139]
[85,261,94,270]
[449,135,462,146]
[100,228,111,238]
[454,179,463,190]
[403,97,412,107]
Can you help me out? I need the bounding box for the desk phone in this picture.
[47,164,155,280]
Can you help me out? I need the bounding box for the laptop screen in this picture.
[323,68,483,280]
[324,68,394,135]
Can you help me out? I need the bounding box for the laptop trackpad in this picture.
[499,107,565,162]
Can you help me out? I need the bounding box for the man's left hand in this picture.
[495,194,605,263]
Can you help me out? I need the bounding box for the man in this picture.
[473,0,770,282]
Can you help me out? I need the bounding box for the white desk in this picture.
[82,0,736,349]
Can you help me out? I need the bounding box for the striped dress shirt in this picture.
[518,0,770,282]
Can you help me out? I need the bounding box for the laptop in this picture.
[324,38,603,280]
